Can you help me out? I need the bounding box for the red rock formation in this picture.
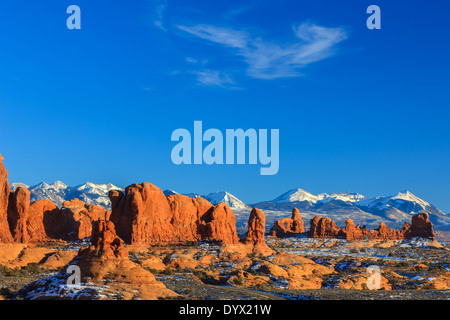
[241,208,266,245]
[269,208,305,237]
[374,222,403,240]
[108,189,129,241]
[167,194,212,242]
[309,212,436,241]
[109,182,240,245]
[403,212,435,239]
[7,187,31,243]
[16,219,178,300]
[109,182,175,245]
[60,199,109,241]
[291,208,305,233]
[75,219,177,299]
[25,198,109,242]
[339,219,366,240]
[309,216,341,238]
[198,203,240,244]
[77,220,129,277]
[28,200,62,241]
[0,154,13,242]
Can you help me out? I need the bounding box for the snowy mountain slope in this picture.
[204,191,251,209]
[272,188,324,203]
[11,181,123,209]
[163,189,250,210]
[272,188,367,204]
[320,192,367,204]
[356,190,445,216]
[163,189,179,196]
[254,188,450,231]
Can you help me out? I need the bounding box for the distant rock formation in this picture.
[339,219,366,240]
[403,212,434,239]
[309,213,435,240]
[109,182,240,245]
[375,222,404,240]
[215,207,274,259]
[339,219,403,240]
[269,207,305,237]
[309,216,341,238]
[241,208,267,245]
[0,154,13,242]
[16,219,178,300]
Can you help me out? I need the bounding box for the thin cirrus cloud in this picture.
[177,22,349,80]
[191,70,236,88]
[151,0,168,31]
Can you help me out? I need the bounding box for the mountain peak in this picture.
[272,188,319,203]
[392,190,430,207]
[50,181,68,190]
[35,182,50,189]
[204,191,250,209]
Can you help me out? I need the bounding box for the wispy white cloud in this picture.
[177,22,348,80]
[191,69,235,88]
[150,0,168,31]
[178,24,249,49]
[185,57,207,64]
[185,57,198,64]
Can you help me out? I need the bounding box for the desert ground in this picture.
[1,235,449,300]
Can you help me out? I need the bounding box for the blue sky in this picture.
[1,0,449,210]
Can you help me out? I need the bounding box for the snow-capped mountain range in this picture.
[252,188,449,232]
[272,188,367,204]
[11,182,450,232]
[11,181,123,209]
[163,190,250,210]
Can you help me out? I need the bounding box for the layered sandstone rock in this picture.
[16,220,178,300]
[0,154,13,242]
[309,216,341,238]
[198,202,240,244]
[60,199,109,241]
[28,200,63,240]
[7,187,30,243]
[76,220,178,299]
[375,222,403,240]
[15,198,108,243]
[340,219,403,240]
[340,219,367,240]
[309,212,436,241]
[241,208,266,245]
[217,208,274,259]
[109,183,240,245]
[109,182,175,245]
[167,194,212,242]
[403,212,435,239]
[269,207,305,237]
[291,208,305,232]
